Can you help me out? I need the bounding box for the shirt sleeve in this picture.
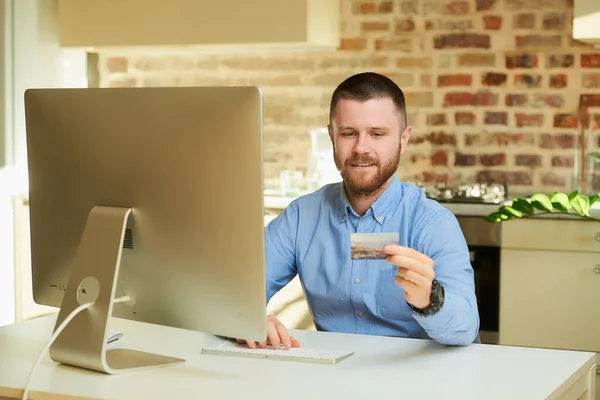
[411,210,480,346]
[265,201,299,304]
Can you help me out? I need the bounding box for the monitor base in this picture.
[48,205,185,374]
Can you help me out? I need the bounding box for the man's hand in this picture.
[383,244,435,309]
[236,314,300,350]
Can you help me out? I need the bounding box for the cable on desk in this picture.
[21,295,131,400]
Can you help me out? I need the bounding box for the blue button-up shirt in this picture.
[265,175,480,345]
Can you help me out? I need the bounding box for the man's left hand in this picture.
[383,244,434,309]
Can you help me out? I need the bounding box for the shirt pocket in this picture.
[377,266,415,321]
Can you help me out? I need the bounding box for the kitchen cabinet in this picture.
[498,218,600,397]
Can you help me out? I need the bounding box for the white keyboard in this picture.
[201,342,354,365]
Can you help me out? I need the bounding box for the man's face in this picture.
[328,97,412,197]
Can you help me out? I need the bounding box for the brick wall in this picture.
[96,0,600,196]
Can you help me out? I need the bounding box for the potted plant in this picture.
[485,153,600,223]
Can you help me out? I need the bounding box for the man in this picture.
[239,72,479,349]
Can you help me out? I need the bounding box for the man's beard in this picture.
[334,146,401,198]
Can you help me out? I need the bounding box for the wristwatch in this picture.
[408,279,445,317]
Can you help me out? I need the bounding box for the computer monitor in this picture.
[24,86,268,374]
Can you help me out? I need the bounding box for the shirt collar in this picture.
[338,174,403,224]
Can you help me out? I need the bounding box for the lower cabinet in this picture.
[498,218,600,398]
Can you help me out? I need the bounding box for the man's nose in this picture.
[353,133,370,153]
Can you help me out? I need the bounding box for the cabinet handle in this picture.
[596,232,600,241]
[596,266,600,274]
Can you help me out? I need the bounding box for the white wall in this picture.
[0,0,87,326]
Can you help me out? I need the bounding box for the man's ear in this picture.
[400,126,412,155]
[327,124,334,145]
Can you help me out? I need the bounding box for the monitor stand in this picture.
[48,205,185,374]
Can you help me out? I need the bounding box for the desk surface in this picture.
[0,315,596,400]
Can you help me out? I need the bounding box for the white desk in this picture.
[0,315,596,400]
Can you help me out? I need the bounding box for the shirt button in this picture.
[358,311,365,317]
[354,278,360,284]
[377,216,383,223]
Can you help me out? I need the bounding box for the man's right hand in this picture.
[236,314,300,350]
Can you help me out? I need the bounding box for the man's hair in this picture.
[329,72,407,127]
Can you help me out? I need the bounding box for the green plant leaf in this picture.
[550,192,570,212]
[530,193,552,212]
[499,205,522,218]
[568,190,579,201]
[570,194,591,216]
[587,152,600,162]
[590,194,600,206]
[511,198,534,214]
[485,212,509,223]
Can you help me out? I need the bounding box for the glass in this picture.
[280,170,303,197]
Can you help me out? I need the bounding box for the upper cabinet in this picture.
[57,0,340,52]
[573,0,600,47]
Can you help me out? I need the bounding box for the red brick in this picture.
[362,22,390,32]
[541,172,566,187]
[339,38,367,51]
[425,19,473,31]
[476,0,496,11]
[506,54,538,69]
[581,94,600,107]
[458,53,496,67]
[437,74,472,87]
[446,1,470,15]
[434,34,491,49]
[506,94,529,106]
[583,74,600,88]
[484,112,508,125]
[420,172,449,184]
[444,91,498,106]
[546,54,574,68]
[395,18,415,32]
[553,114,578,128]
[375,38,412,52]
[482,72,507,86]
[427,113,447,125]
[480,153,506,166]
[455,112,476,125]
[552,156,574,167]
[483,16,502,30]
[353,1,393,14]
[534,94,564,108]
[412,132,457,145]
[465,133,535,147]
[476,170,532,185]
[550,74,568,88]
[106,57,128,73]
[581,54,600,68]
[516,155,542,167]
[455,152,477,166]
[516,113,544,127]
[542,13,565,30]
[515,74,542,88]
[431,150,448,166]
[540,133,577,149]
[513,14,536,29]
[516,35,562,49]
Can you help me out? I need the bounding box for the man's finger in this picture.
[386,255,433,278]
[267,320,281,349]
[384,244,433,265]
[396,267,429,288]
[290,336,301,348]
[274,320,292,349]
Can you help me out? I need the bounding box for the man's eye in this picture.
[341,132,356,136]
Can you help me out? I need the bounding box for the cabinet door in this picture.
[499,249,600,352]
